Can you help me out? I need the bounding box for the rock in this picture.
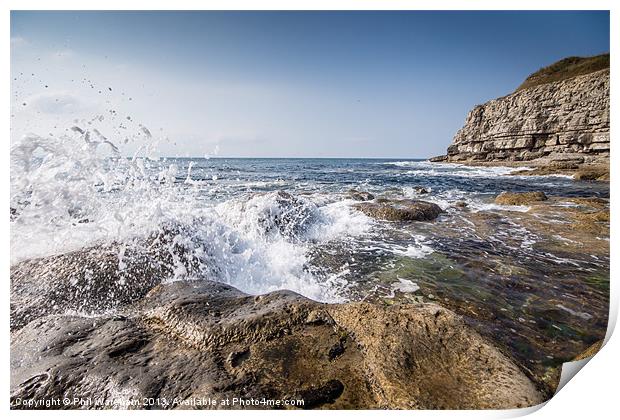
[428,155,447,162]
[237,191,319,239]
[353,199,443,222]
[347,189,375,201]
[412,186,430,194]
[566,197,609,208]
[9,229,200,331]
[549,161,581,170]
[329,302,544,409]
[511,166,572,177]
[573,167,610,181]
[289,380,345,409]
[571,209,610,235]
[495,191,548,206]
[454,201,468,208]
[573,340,604,361]
[439,55,609,165]
[10,279,544,409]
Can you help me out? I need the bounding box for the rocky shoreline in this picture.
[10,187,610,409]
[11,264,545,409]
[431,54,610,181]
[10,54,610,410]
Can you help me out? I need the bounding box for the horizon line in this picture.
[125,156,432,160]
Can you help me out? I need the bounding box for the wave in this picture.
[10,129,374,303]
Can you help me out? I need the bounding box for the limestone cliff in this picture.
[434,55,610,165]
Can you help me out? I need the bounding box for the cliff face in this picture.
[436,66,609,164]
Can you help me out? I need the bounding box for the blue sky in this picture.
[10,11,610,158]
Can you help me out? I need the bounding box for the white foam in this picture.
[393,277,420,293]
[388,160,532,178]
[10,130,373,303]
[384,277,420,298]
[556,304,593,320]
[392,243,434,259]
[468,203,531,213]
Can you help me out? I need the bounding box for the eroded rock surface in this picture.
[10,276,544,409]
[432,57,609,170]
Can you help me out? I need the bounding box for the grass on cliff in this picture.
[515,53,609,92]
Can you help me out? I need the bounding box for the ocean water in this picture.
[10,128,609,380]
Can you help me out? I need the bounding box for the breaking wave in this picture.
[10,128,373,302]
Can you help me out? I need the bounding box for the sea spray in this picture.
[10,127,375,302]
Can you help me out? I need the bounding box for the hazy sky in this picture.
[10,11,609,158]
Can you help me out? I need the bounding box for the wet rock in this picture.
[566,197,609,209]
[412,186,430,194]
[347,189,375,201]
[571,209,610,235]
[573,167,610,181]
[247,190,319,239]
[292,379,345,409]
[454,201,468,208]
[10,278,544,409]
[573,340,603,361]
[495,191,548,206]
[353,199,443,222]
[548,161,581,170]
[328,339,346,360]
[511,161,580,177]
[428,155,447,162]
[10,229,200,331]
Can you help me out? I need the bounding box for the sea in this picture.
[10,129,609,379]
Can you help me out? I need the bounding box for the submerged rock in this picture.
[494,191,548,206]
[10,276,544,409]
[353,199,443,222]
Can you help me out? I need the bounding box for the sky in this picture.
[10,11,610,158]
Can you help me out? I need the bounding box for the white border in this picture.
[2,1,617,419]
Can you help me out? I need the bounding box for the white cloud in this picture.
[10,36,29,49]
[24,91,91,115]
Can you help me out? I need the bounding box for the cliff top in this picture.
[515,53,609,92]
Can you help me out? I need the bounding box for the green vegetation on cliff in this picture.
[516,53,609,92]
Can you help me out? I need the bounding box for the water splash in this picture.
[10,128,373,302]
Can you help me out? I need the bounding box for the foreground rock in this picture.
[495,191,548,206]
[353,199,443,222]
[10,230,200,331]
[432,55,609,169]
[10,275,544,409]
